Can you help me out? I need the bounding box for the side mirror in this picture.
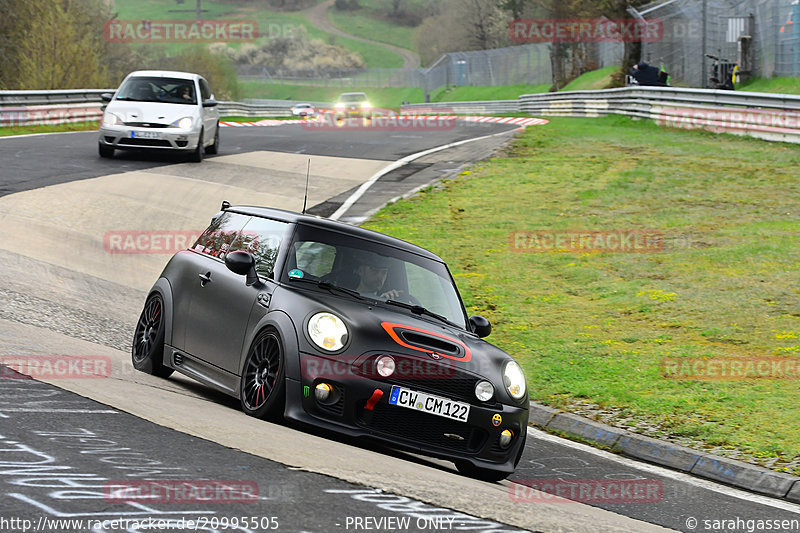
[202,99,218,108]
[225,251,260,286]
[469,315,492,338]
[100,92,113,102]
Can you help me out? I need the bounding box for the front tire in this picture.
[240,329,286,421]
[205,123,219,154]
[98,143,114,158]
[188,129,204,162]
[132,294,173,378]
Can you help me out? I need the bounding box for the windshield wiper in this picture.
[383,299,457,327]
[288,277,366,301]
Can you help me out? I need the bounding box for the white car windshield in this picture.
[116,77,197,105]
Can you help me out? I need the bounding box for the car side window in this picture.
[193,212,249,258]
[199,78,211,101]
[292,241,337,278]
[234,217,288,278]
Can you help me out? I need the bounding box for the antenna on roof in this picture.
[301,159,310,215]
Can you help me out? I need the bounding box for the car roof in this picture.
[126,70,201,81]
[338,92,368,98]
[225,205,443,261]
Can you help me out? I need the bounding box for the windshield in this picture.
[282,224,467,329]
[337,93,367,103]
[116,76,197,105]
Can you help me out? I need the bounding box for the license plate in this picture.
[388,385,470,423]
[131,130,161,139]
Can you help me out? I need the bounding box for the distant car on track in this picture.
[132,203,529,481]
[290,103,316,117]
[334,92,372,121]
[98,70,220,162]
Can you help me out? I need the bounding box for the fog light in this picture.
[499,429,513,448]
[315,382,332,402]
[376,355,395,377]
[474,380,494,401]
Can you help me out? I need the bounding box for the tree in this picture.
[0,0,116,90]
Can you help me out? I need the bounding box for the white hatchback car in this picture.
[98,70,220,162]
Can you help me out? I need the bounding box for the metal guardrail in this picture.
[0,90,329,126]
[401,100,520,114]
[5,87,800,144]
[401,87,800,144]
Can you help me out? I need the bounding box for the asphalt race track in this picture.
[1,122,799,532]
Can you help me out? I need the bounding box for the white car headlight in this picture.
[102,112,122,127]
[335,103,345,109]
[171,117,193,129]
[503,360,527,401]
[307,312,348,352]
[361,101,371,109]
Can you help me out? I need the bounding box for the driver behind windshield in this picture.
[355,256,401,301]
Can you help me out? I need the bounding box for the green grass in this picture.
[362,115,800,470]
[112,0,404,68]
[431,84,551,102]
[0,121,99,137]
[738,76,800,94]
[562,66,618,91]
[328,6,417,52]
[240,82,423,109]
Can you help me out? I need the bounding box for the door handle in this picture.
[199,272,212,287]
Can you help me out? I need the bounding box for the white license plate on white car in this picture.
[131,130,161,139]
[388,385,470,422]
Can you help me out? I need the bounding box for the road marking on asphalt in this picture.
[329,127,523,221]
[526,427,800,513]
[0,408,118,413]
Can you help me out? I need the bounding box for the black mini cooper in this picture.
[133,203,529,480]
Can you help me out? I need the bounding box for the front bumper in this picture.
[284,354,529,473]
[334,107,372,119]
[99,125,201,151]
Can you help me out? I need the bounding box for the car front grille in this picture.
[357,402,487,453]
[124,122,170,128]
[355,355,481,404]
[118,138,171,147]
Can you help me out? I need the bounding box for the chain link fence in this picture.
[634,0,800,87]
[235,41,629,96]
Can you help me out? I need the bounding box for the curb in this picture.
[220,115,549,128]
[528,400,800,504]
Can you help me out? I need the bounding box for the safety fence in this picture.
[401,86,800,144]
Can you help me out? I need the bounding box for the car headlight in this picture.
[307,312,348,352]
[475,380,494,401]
[102,112,122,127]
[335,103,345,109]
[361,101,371,109]
[503,360,527,401]
[171,117,193,129]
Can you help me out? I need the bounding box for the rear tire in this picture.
[240,329,286,421]
[188,129,204,162]
[132,293,173,378]
[98,143,114,158]
[205,123,219,154]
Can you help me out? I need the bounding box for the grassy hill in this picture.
[111,0,405,67]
